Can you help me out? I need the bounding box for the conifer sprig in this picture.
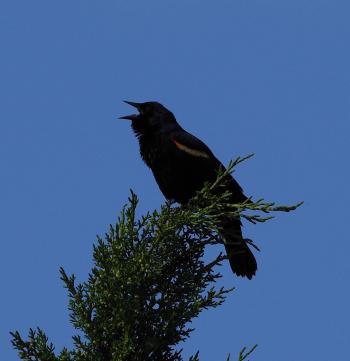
[11,158,301,360]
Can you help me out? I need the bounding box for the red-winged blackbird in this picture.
[120,101,257,279]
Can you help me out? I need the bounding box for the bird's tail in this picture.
[221,219,257,279]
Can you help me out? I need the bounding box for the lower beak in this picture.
[119,114,138,121]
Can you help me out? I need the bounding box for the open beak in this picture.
[119,100,142,120]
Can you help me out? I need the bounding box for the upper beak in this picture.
[119,100,142,120]
[123,100,142,109]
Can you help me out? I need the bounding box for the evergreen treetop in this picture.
[11,157,301,361]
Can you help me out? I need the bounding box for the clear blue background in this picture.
[1,1,349,360]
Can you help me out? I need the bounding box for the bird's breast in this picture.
[139,137,162,168]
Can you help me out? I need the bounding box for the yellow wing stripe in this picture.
[173,139,210,158]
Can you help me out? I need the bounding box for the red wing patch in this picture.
[172,139,210,158]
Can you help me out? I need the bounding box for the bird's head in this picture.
[120,101,179,136]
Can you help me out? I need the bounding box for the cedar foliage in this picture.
[11,157,301,360]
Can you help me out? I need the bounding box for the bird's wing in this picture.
[171,131,216,160]
[171,131,248,203]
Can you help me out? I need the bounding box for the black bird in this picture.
[120,101,257,279]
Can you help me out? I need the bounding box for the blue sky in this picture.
[1,1,349,360]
